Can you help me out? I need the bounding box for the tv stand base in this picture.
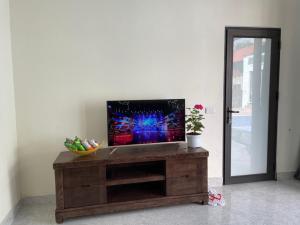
[53,143,209,223]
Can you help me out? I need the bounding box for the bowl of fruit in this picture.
[64,137,102,156]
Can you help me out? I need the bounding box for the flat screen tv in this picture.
[107,99,185,146]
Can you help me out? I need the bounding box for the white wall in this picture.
[276,0,300,174]
[0,0,20,222]
[9,0,300,197]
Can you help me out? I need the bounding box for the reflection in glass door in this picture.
[224,28,280,184]
[231,38,271,176]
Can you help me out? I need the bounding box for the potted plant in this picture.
[185,104,205,148]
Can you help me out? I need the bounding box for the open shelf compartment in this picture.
[107,181,166,203]
[106,160,165,186]
[106,160,166,203]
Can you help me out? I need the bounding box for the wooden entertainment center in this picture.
[53,143,209,223]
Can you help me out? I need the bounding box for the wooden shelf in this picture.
[53,144,209,223]
[106,171,165,186]
[107,182,165,203]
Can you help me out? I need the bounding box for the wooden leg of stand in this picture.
[55,213,64,224]
[202,199,208,205]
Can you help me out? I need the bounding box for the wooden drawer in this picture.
[166,176,201,196]
[64,185,106,208]
[166,158,201,178]
[63,166,104,188]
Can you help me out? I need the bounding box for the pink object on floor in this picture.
[208,189,225,207]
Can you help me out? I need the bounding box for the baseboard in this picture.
[21,194,55,205]
[276,171,296,180]
[0,201,21,225]
[207,173,297,184]
[208,177,223,187]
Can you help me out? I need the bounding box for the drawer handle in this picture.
[81,184,91,188]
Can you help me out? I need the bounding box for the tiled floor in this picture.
[12,180,300,225]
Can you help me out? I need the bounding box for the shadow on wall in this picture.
[295,139,300,179]
[84,101,108,146]
[19,143,60,197]
[6,150,20,213]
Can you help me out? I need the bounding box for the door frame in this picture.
[223,27,281,185]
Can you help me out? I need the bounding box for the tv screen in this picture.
[107,99,185,146]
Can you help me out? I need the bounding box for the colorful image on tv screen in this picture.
[107,99,185,146]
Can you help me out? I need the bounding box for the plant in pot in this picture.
[185,104,205,148]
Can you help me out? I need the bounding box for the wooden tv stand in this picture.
[53,143,209,223]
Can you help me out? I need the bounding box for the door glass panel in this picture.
[231,38,271,176]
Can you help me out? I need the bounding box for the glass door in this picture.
[224,28,281,184]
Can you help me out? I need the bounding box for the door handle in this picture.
[227,109,240,114]
[226,107,240,124]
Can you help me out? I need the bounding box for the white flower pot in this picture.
[187,135,201,148]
